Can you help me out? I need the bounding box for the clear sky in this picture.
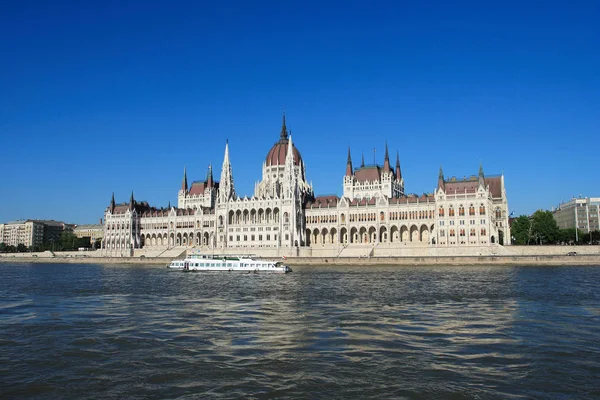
[1,1,598,224]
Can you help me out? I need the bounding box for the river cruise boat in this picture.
[167,253,292,274]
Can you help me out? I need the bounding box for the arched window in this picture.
[450,229,456,237]
[469,205,475,216]
[459,206,465,216]
[479,204,486,215]
[449,207,455,217]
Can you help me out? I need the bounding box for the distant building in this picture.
[74,224,104,246]
[101,115,511,254]
[553,197,600,232]
[0,220,44,248]
[0,219,73,248]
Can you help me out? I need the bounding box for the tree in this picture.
[16,243,27,253]
[531,210,560,245]
[0,242,6,253]
[559,227,578,244]
[510,215,531,245]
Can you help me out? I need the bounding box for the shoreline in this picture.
[1,254,599,266]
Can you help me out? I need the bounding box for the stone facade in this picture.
[101,115,511,254]
[74,224,104,245]
[553,197,600,232]
[0,220,74,249]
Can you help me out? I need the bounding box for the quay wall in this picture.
[1,252,600,267]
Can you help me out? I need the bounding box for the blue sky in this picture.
[1,1,598,224]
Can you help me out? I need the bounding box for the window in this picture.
[481,228,487,235]
[450,229,456,237]
[459,206,465,216]
[470,229,476,236]
[439,207,445,217]
[439,221,444,226]
[460,229,465,237]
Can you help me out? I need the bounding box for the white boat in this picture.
[167,254,292,274]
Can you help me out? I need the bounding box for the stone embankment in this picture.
[1,249,600,266]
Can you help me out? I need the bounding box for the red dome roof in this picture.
[266,139,302,166]
[265,114,302,166]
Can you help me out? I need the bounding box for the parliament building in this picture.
[102,115,510,256]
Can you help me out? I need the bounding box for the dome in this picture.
[265,114,303,167]
[266,139,302,166]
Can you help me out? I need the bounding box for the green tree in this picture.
[531,210,560,244]
[60,232,78,251]
[559,228,577,244]
[0,242,6,252]
[16,243,27,253]
[510,215,531,245]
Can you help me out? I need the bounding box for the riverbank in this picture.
[1,254,599,266]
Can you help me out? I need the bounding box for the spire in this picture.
[437,165,445,191]
[346,147,353,176]
[478,162,485,187]
[219,140,236,202]
[168,200,171,209]
[395,150,402,180]
[280,112,288,140]
[181,166,188,192]
[207,163,213,187]
[383,142,391,172]
[129,191,135,210]
[361,152,365,168]
[110,192,115,213]
[283,133,297,199]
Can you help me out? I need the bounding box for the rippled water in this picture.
[1,263,599,399]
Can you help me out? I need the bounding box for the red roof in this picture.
[354,166,381,183]
[265,139,302,166]
[307,195,339,208]
[444,176,502,198]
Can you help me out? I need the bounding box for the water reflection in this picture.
[0,263,599,399]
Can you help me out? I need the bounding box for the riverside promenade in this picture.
[1,246,600,266]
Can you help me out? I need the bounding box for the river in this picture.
[1,263,599,399]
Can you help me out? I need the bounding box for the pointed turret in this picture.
[437,165,445,191]
[383,142,391,172]
[168,200,171,209]
[219,140,236,202]
[283,134,297,199]
[346,147,353,176]
[207,163,213,187]
[280,112,288,140]
[110,192,115,213]
[361,152,365,168]
[395,151,402,180]
[478,163,485,188]
[181,166,188,192]
[129,191,135,210]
